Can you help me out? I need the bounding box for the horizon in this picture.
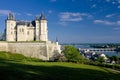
[0,0,120,43]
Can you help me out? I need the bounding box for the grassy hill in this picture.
[0,52,120,80]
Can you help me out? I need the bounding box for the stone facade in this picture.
[0,42,8,51]
[5,12,48,42]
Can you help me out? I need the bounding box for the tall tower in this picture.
[35,16,40,41]
[6,13,16,41]
[35,12,48,41]
[39,12,48,41]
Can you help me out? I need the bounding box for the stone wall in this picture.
[0,42,8,51]
[8,42,49,60]
[0,41,61,60]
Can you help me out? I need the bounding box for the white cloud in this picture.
[105,14,115,18]
[105,0,119,4]
[48,10,52,14]
[58,22,68,26]
[0,10,11,15]
[59,12,91,22]
[91,4,96,8]
[118,0,120,3]
[94,20,120,26]
[94,20,115,25]
[112,2,116,4]
[113,27,120,30]
[106,0,110,2]
[118,5,120,8]
[14,12,21,16]
[117,21,120,25]
[0,10,21,17]
[26,13,32,16]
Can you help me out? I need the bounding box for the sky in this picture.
[0,0,120,43]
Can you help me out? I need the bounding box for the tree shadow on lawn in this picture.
[0,58,120,80]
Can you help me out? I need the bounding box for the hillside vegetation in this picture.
[0,51,120,80]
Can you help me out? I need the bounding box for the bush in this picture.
[63,46,87,63]
[52,53,67,62]
[99,57,105,63]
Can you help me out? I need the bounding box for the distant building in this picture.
[99,53,107,60]
[5,12,48,41]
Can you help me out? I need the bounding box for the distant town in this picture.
[61,43,120,64]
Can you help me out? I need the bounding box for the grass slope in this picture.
[0,52,120,80]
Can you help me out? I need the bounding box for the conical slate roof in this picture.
[7,13,15,20]
[39,12,46,20]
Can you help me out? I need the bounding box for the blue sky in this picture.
[0,0,120,43]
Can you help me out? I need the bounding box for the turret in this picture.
[7,12,15,20]
[56,37,59,45]
[40,12,46,20]
[39,12,48,41]
[35,16,40,41]
[6,12,16,41]
[35,12,48,41]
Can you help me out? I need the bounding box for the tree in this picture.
[106,55,110,58]
[112,55,119,63]
[99,57,105,63]
[63,46,86,63]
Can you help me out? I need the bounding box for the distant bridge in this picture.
[79,48,116,52]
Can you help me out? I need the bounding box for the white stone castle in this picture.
[0,12,61,60]
[6,12,48,42]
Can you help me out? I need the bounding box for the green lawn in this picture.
[0,52,120,80]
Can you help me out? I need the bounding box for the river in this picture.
[73,44,120,57]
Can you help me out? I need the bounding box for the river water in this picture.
[73,44,120,57]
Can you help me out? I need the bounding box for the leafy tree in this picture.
[109,57,113,61]
[106,55,110,58]
[99,57,105,63]
[63,46,87,63]
[112,55,119,62]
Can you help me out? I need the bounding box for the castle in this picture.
[6,12,48,42]
[0,12,61,60]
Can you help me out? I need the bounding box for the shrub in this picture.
[63,46,87,63]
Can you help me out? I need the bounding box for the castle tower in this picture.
[6,13,16,41]
[35,16,40,41]
[35,12,48,41]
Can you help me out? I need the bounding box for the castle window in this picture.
[22,28,24,32]
[27,31,29,35]
[19,29,21,32]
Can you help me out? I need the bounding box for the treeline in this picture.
[90,44,120,48]
[55,45,120,71]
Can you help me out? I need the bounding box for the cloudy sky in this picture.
[0,0,120,43]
